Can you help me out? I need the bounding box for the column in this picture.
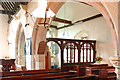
[109,57,120,80]
[35,54,45,70]
[26,55,32,70]
[110,2,120,80]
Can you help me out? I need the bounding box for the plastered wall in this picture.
[0,13,9,59]
[58,17,114,65]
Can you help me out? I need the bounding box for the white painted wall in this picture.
[58,17,114,65]
[51,2,114,66]
[0,10,9,59]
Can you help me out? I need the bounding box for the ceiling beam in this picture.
[78,1,92,7]
[1,2,9,10]
[8,2,14,9]
[50,25,58,29]
[53,17,72,24]
[20,2,29,5]
[4,2,13,11]
[57,14,102,30]
[82,14,102,22]
[0,10,15,15]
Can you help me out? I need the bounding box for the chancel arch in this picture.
[30,0,117,69]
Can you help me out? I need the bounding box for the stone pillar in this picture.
[31,55,35,70]
[26,55,32,70]
[35,54,45,70]
[109,57,120,80]
[113,2,120,80]
[110,2,120,80]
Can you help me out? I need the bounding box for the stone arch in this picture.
[84,2,118,55]
[32,22,47,55]
[15,22,26,65]
[30,1,118,70]
[18,28,26,65]
[54,1,117,55]
[35,1,117,55]
[15,23,22,64]
[32,1,117,56]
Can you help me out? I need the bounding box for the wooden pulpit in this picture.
[0,59,15,72]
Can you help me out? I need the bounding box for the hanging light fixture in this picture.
[32,0,55,27]
[32,8,55,18]
[25,0,55,28]
[32,0,47,18]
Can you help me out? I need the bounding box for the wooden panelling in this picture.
[47,38,96,69]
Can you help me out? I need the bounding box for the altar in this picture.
[0,59,15,72]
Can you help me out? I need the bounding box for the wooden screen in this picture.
[80,42,95,63]
[47,38,96,68]
[64,43,78,64]
[63,42,95,64]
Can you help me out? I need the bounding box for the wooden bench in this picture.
[0,68,61,77]
[99,69,116,80]
[62,63,109,76]
[85,66,116,80]
[1,72,76,80]
[86,66,115,75]
[54,75,97,80]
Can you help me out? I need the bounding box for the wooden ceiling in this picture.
[0,1,28,23]
[51,14,102,30]
[0,1,102,29]
[50,2,103,30]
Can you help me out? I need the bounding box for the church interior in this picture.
[0,0,119,80]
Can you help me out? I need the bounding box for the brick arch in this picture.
[32,1,117,56]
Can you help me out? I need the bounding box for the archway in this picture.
[15,23,26,66]
[49,1,114,65]
[32,1,117,57]
[47,40,61,68]
[30,1,118,71]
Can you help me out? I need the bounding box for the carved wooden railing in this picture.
[47,38,96,70]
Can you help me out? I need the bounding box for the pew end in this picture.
[99,69,116,80]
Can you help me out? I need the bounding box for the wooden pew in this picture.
[73,65,86,76]
[62,63,109,76]
[62,64,75,72]
[86,66,116,75]
[0,68,61,77]
[85,66,116,80]
[54,75,97,80]
[62,64,90,76]
[99,69,116,80]
[1,72,76,80]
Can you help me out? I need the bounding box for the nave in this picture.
[0,38,117,80]
[0,0,119,80]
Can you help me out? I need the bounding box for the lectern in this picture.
[0,59,15,72]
